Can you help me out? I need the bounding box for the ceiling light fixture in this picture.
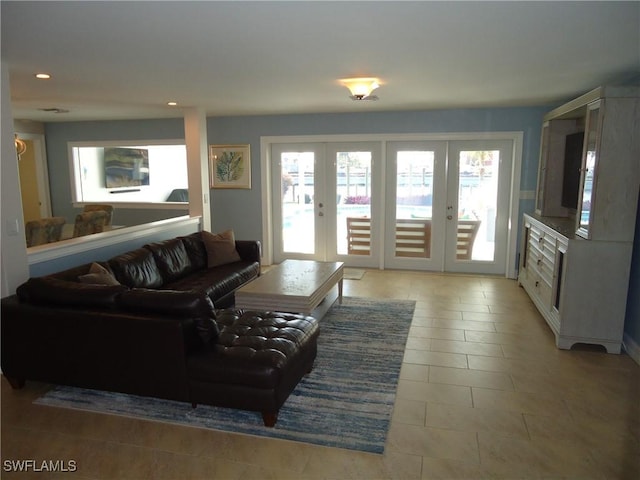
[167,101,178,106]
[340,77,380,101]
[35,73,51,79]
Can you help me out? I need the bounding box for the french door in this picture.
[269,136,517,276]
[385,139,514,274]
[270,142,381,267]
[445,140,513,274]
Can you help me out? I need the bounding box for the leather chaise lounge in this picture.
[1,231,320,426]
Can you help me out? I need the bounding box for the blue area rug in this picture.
[35,297,415,454]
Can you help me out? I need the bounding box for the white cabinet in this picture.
[522,85,639,354]
[520,214,630,354]
[575,94,640,241]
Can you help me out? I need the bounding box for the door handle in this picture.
[447,215,453,220]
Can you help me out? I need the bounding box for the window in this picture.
[70,140,188,204]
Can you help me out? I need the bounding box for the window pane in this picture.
[281,152,315,254]
[338,151,372,255]
[395,151,433,258]
[457,150,498,261]
[72,143,187,203]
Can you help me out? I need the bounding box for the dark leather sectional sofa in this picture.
[1,231,320,426]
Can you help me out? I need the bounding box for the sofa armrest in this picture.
[235,240,261,266]
[1,295,196,401]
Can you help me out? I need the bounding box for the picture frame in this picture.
[209,144,251,189]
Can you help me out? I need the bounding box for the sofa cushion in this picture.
[145,238,192,283]
[179,233,208,271]
[202,230,241,268]
[16,277,127,309]
[163,260,260,303]
[108,248,164,288]
[187,309,319,389]
[117,289,219,345]
[78,262,121,286]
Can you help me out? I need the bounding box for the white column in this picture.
[1,61,30,295]
[183,108,211,232]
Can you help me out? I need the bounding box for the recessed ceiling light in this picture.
[167,101,178,106]
[38,107,69,114]
[35,73,51,79]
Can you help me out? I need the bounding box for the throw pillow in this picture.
[78,262,121,286]
[202,229,241,268]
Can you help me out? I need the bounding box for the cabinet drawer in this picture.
[536,276,553,307]
[523,268,552,309]
[527,242,553,276]
[529,228,555,254]
[528,233,556,282]
[538,249,555,284]
[529,224,544,243]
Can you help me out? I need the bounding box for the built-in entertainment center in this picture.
[519,85,639,353]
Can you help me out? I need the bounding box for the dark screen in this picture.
[561,132,584,210]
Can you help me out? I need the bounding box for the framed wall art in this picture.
[209,144,251,189]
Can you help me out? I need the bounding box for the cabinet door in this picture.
[535,122,549,214]
[576,101,601,239]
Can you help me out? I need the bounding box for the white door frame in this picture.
[17,132,52,218]
[384,140,448,271]
[445,139,516,275]
[260,132,523,278]
[270,142,326,263]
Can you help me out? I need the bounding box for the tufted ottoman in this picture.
[187,308,320,426]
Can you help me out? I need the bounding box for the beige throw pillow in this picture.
[78,262,121,286]
[202,230,241,268]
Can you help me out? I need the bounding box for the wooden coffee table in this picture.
[235,260,344,319]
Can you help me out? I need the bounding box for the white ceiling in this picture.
[2,1,639,122]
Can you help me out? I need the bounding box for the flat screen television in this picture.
[561,132,584,210]
[104,147,150,188]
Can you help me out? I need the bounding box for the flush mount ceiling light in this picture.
[340,77,381,101]
[35,73,51,79]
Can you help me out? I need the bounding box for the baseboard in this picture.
[622,333,640,366]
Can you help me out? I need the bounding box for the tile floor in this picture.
[2,270,639,479]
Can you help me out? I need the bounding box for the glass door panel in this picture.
[329,142,381,268]
[271,143,324,262]
[446,140,513,274]
[385,141,447,271]
[455,149,498,261]
[337,150,372,256]
[280,151,315,254]
[576,101,600,239]
[395,151,434,258]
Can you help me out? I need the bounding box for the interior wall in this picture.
[206,107,549,242]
